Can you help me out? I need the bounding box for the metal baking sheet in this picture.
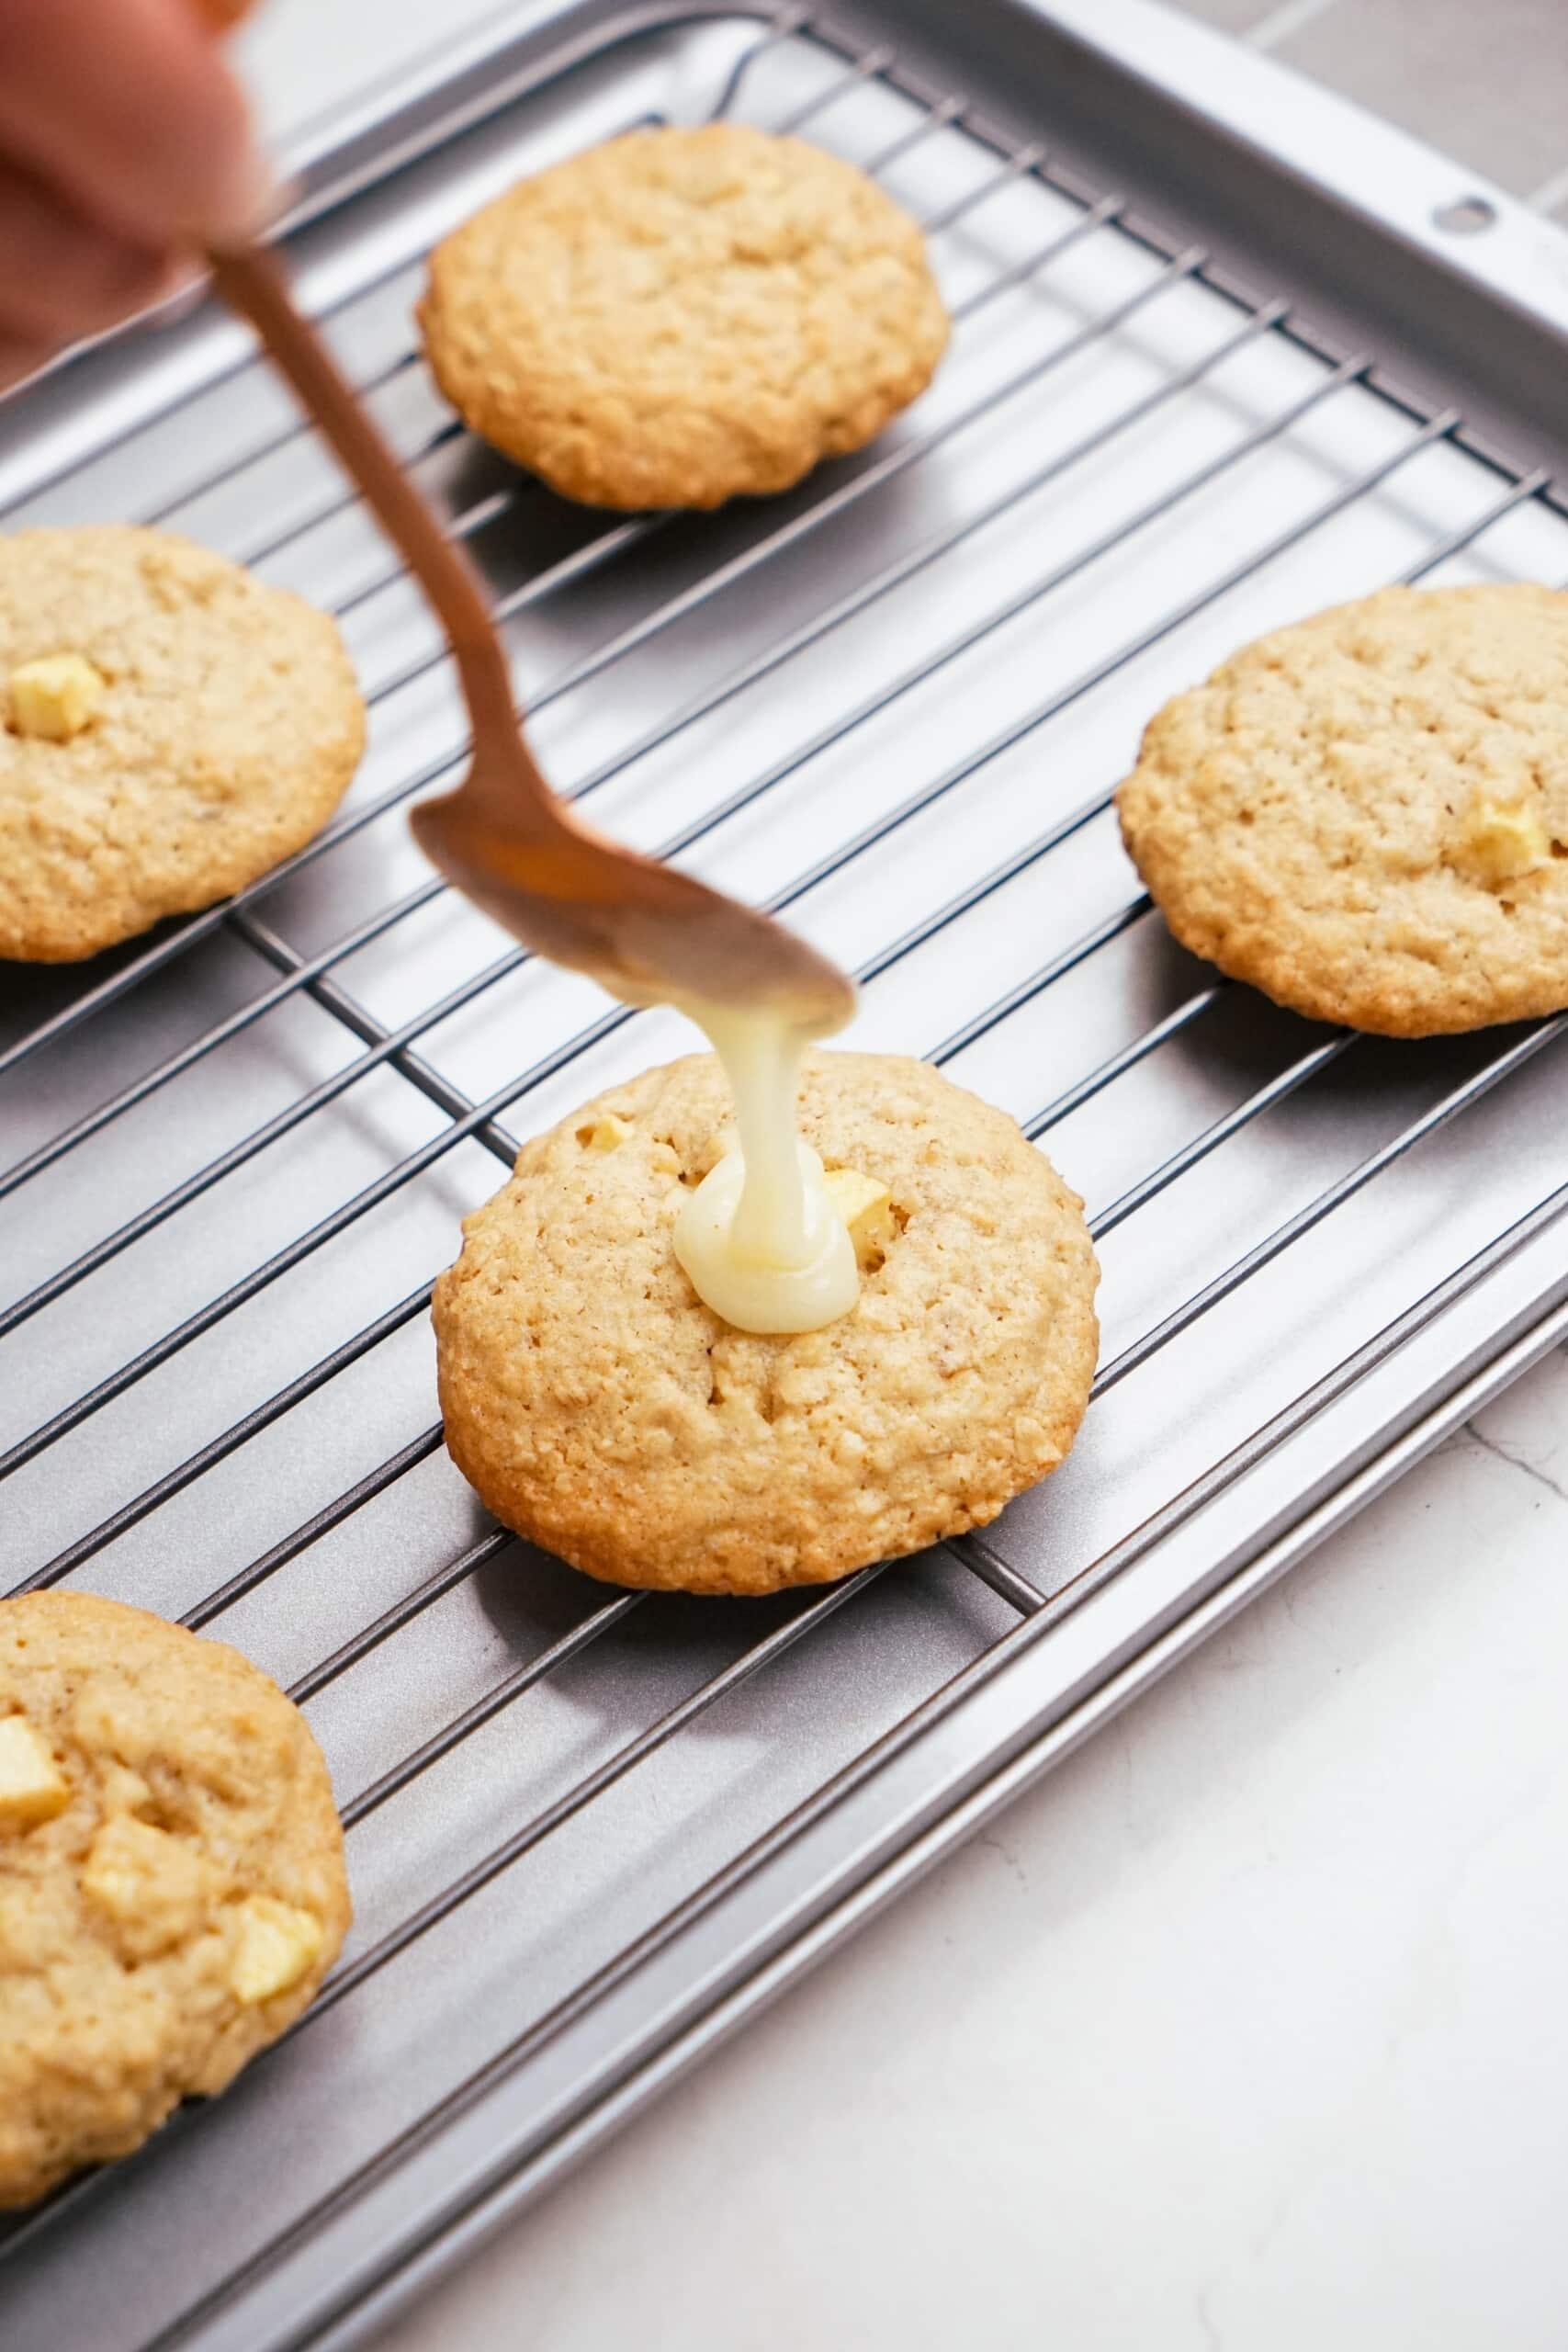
[4,4,1568,2345]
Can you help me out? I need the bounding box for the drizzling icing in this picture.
[671,1004,858,1335]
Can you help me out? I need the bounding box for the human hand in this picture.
[0,0,266,390]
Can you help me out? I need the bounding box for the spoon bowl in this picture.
[208,243,856,1035]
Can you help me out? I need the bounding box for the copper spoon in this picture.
[206,243,856,1033]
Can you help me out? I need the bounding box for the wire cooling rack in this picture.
[5,7,1568,2346]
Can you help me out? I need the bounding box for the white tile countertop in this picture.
[231,6,1568,2345]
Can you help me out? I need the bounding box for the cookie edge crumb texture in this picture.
[1115,582,1568,1038]
[0,526,367,965]
[419,125,952,512]
[432,1051,1100,1597]
[0,1590,351,2210]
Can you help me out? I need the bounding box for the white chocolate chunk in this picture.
[1450,796,1553,887]
[822,1167,897,1264]
[82,1816,211,1960]
[582,1112,631,1151]
[0,1714,70,1833]
[6,653,106,741]
[231,1895,326,2005]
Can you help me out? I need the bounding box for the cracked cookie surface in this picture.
[0,1592,350,2208]
[433,1051,1099,1596]
[419,124,950,511]
[0,526,365,961]
[1115,582,1568,1035]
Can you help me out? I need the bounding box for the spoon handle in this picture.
[207,242,547,806]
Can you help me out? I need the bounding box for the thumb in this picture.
[0,0,272,247]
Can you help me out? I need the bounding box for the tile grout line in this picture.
[1226,0,1568,222]
[1246,0,1342,52]
[1526,157,1568,217]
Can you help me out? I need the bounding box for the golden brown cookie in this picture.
[433,1051,1099,1596]
[1115,582,1568,1037]
[0,1591,351,2209]
[419,125,950,511]
[0,526,365,962]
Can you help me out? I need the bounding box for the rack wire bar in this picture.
[1093,1013,1568,1395]
[200,1153,1568,2352]
[0,311,1375,1198]
[338,1590,646,1825]
[265,1009,1563,1764]
[0,248,1235,1218]
[1025,985,1228,1138]
[8,15,1568,2339]
[286,1527,516,1702]
[229,907,523,1163]
[61,1061,1568,2317]
[705,6,809,120]
[182,1427,448,1633]
[0,187,1132,1092]
[1087,1036,1355,1239]
[0,407,1461,1496]
[5,1281,435,1595]
[944,1541,1047,1613]
[0,944,527,1339]
[0,879,443,1205]
[141,347,426,533]
[232,416,464,576]
[307,1563,887,2021]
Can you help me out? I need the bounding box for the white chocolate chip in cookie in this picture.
[0,526,367,965]
[1449,795,1553,888]
[231,1895,326,2005]
[0,1589,352,2210]
[580,1112,632,1151]
[822,1167,897,1267]
[434,1049,1100,1596]
[0,1714,70,1833]
[1116,582,1568,1035]
[6,654,106,742]
[82,1816,214,1962]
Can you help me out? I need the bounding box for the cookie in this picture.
[1115,583,1568,1036]
[0,526,365,962]
[418,125,950,511]
[433,1051,1099,1596]
[0,1591,350,2208]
